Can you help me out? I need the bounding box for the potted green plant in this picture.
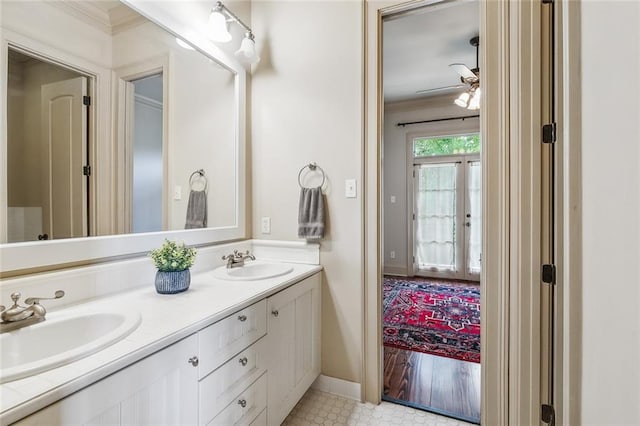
[149,239,197,294]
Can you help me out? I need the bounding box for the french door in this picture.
[411,155,480,281]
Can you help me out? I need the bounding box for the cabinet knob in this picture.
[238,314,247,322]
[237,399,247,408]
[188,356,199,367]
[271,310,279,317]
[239,357,248,366]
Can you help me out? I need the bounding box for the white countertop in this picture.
[0,262,322,424]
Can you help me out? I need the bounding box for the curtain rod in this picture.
[397,114,480,128]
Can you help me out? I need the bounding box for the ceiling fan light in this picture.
[454,92,470,108]
[208,10,232,42]
[468,88,481,110]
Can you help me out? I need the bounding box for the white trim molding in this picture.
[312,375,362,401]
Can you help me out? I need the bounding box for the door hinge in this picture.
[542,123,556,143]
[542,264,556,285]
[83,165,92,176]
[83,96,91,106]
[541,404,555,424]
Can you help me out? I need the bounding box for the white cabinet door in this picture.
[15,334,199,425]
[266,273,321,426]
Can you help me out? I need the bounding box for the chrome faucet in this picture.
[222,250,256,269]
[0,290,65,333]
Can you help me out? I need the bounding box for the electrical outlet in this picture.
[261,217,271,234]
[390,250,396,259]
[173,185,182,200]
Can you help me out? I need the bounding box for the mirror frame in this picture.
[0,0,247,275]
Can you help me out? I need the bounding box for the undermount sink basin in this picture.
[0,310,141,383]
[213,262,293,281]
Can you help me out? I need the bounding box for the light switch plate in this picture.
[345,179,357,198]
[261,217,271,234]
[390,195,396,203]
[173,185,182,200]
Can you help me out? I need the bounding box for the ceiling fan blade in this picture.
[449,63,478,81]
[415,84,467,95]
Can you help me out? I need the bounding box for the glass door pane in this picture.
[466,160,482,277]
[414,162,460,273]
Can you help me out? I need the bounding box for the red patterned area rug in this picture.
[383,276,480,363]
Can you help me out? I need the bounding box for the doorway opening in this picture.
[130,73,164,234]
[381,1,481,423]
[6,47,92,243]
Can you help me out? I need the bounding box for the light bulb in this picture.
[468,88,481,110]
[208,10,231,42]
[454,92,470,108]
[235,33,260,65]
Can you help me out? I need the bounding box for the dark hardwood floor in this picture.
[383,346,481,423]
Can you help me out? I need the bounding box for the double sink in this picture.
[0,261,293,384]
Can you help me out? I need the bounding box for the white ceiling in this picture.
[383,0,480,103]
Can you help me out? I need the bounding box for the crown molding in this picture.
[48,1,146,36]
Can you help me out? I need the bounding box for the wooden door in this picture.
[40,76,88,240]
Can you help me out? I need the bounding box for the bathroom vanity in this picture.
[1,262,321,425]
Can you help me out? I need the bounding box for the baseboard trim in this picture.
[311,375,362,401]
[382,265,407,276]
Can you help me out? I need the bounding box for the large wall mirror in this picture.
[0,0,247,274]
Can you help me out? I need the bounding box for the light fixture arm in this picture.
[214,1,253,35]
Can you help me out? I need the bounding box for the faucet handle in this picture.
[24,290,65,305]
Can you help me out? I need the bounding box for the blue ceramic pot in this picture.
[155,269,190,294]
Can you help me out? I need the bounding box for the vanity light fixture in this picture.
[208,1,260,64]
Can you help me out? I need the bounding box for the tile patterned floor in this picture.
[282,389,476,426]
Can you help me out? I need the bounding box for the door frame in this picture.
[364,0,579,424]
[114,56,169,234]
[1,41,99,242]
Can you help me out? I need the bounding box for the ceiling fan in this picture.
[450,36,480,109]
[415,36,481,110]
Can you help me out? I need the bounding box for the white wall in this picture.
[383,94,479,275]
[580,2,640,424]
[250,1,363,384]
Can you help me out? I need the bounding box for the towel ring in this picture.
[298,162,326,189]
[189,169,208,192]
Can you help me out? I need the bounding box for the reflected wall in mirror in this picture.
[2,0,237,244]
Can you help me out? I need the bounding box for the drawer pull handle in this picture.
[239,357,248,366]
[271,310,279,317]
[188,356,199,367]
[238,399,247,408]
[238,314,247,322]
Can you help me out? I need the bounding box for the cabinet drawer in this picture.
[199,299,267,378]
[250,409,266,426]
[199,337,268,425]
[207,373,267,426]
